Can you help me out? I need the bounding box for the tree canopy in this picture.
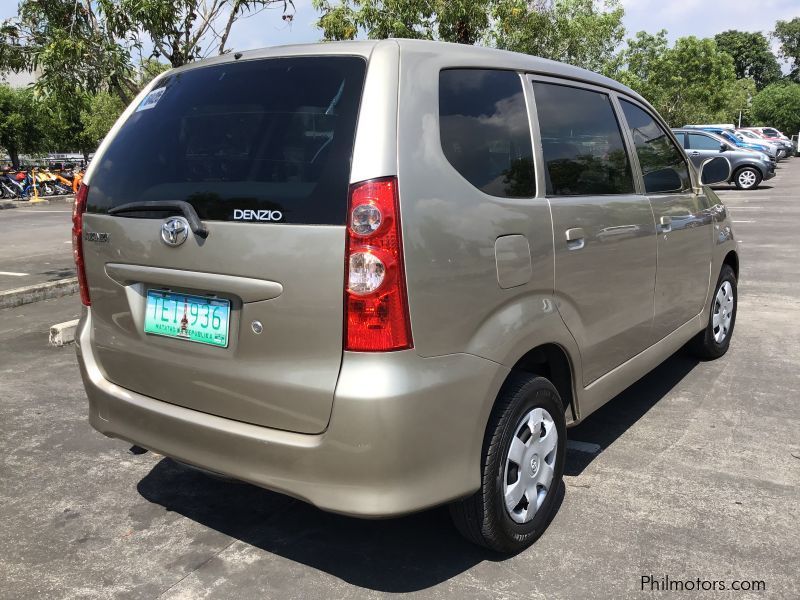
[313,0,624,71]
[714,30,781,90]
[0,85,50,167]
[751,82,800,134]
[774,17,800,81]
[612,32,738,126]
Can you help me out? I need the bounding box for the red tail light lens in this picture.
[344,177,412,351]
[72,183,90,306]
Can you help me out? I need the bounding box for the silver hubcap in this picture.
[713,281,734,343]
[503,407,558,524]
[738,170,757,188]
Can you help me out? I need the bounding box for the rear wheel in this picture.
[733,167,761,190]
[689,264,737,359]
[449,373,566,553]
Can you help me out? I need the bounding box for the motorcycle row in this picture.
[0,167,84,200]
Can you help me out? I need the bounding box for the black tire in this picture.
[449,373,566,553]
[689,264,737,359]
[733,166,761,190]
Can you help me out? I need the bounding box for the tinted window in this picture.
[688,133,722,151]
[88,57,366,224]
[533,82,634,196]
[439,69,534,197]
[620,100,691,193]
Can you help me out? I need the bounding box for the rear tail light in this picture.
[72,183,90,306]
[344,177,412,351]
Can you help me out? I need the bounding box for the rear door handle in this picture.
[690,151,700,156]
[660,216,672,233]
[565,227,585,250]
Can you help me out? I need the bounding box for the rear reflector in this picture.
[344,177,412,351]
[72,184,90,306]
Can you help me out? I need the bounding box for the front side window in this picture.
[619,100,691,194]
[688,133,722,151]
[533,82,634,196]
[439,69,535,198]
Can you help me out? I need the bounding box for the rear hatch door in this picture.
[82,55,366,434]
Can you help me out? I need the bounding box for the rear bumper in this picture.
[76,310,508,517]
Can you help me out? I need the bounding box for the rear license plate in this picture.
[144,290,230,348]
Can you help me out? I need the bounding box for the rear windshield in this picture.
[87,56,367,224]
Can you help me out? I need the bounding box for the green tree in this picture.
[774,17,800,81]
[724,77,757,127]
[102,0,297,68]
[493,0,625,72]
[312,0,625,70]
[0,85,51,168]
[81,92,126,148]
[0,0,137,104]
[312,0,491,44]
[714,30,781,90]
[614,33,737,126]
[750,82,800,134]
[138,58,171,87]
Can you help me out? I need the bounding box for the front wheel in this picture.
[449,374,566,553]
[733,167,761,190]
[689,265,737,359]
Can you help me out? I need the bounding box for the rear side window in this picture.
[87,56,367,224]
[687,133,722,151]
[533,82,634,196]
[619,100,691,194]
[439,69,535,198]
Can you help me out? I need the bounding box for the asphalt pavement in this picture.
[0,203,75,293]
[1,164,798,599]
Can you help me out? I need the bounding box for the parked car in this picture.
[738,128,793,157]
[685,125,779,160]
[734,129,788,159]
[73,40,739,553]
[673,128,775,189]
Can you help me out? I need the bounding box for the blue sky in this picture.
[0,0,797,61]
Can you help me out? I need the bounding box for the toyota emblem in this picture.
[161,217,189,247]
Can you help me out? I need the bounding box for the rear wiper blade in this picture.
[108,200,209,239]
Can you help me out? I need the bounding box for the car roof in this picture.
[162,39,646,105]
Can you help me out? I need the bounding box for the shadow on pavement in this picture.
[564,350,699,476]
[138,458,561,592]
[136,350,697,592]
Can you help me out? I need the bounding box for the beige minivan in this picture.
[74,39,739,553]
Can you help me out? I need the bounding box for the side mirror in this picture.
[720,143,729,152]
[699,155,731,185]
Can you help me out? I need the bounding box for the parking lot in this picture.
[0,204,74,293]
[1,165,798,599]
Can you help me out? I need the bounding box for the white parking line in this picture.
[0,271,28,276]
[727,206,763,209]
[732,220,755,223]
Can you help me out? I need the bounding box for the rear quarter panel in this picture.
[394,46,580,377]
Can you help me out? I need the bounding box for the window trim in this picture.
[615,95,694,195]
[437,67,537,199]
[527,75,637,198]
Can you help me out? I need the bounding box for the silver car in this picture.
[673,128,775,189]
[74,40,739,553]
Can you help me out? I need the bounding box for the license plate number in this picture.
[144,290,230,348]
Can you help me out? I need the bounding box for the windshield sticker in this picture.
[136,87,166,112]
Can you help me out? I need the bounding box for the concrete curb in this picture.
[49,318,79,346]
[0,194,74,210]
[0,278,78,310]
